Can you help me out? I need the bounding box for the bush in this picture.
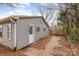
[68,33,78,43]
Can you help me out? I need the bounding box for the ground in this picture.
[0,35,79,56]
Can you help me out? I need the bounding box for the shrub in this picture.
[68,33,78,43]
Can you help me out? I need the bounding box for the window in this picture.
[29,26,33,34]
[43,28,46,31]
[7,24,11,40]
[36,27,40,32]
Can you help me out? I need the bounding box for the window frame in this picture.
[36,27,40,32]
[7,23,12,40]
[29,26,33,34]
[43,28,46,31]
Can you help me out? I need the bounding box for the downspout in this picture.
[10,17,18,52]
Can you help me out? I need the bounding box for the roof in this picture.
[0,15,49,28]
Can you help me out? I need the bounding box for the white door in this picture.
[29,24,35,44]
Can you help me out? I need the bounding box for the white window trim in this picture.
[7,23,12,40]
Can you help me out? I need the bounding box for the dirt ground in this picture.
[0,35,79,56]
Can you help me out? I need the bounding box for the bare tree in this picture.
[38,4,57,26]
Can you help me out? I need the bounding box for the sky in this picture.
[0,3,59,26]
[0,3,41,18]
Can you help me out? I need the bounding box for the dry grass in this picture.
[0,43,27,56]
[29,36,51,50]
[51,47,70,56]
[0,35,79,56]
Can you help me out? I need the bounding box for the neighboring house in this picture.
[0,15,49,51]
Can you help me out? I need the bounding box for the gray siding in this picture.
[16,20,29,50]
[0,17,49,50]
[16,18,49,49]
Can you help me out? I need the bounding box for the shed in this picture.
[0,15,49,51]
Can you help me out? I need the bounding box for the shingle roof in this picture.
[0,15,49,28]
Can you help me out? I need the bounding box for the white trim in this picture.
[14,23,16,48]
[9,18,17,48]
[29,24,35,44]
[7,23,12,40]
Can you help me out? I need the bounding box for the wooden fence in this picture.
[49,26,64,36]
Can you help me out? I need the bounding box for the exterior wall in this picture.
[0,23,15,49]
[16,20,29,50]
[16,18,49,49]
[0,17,49,50]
